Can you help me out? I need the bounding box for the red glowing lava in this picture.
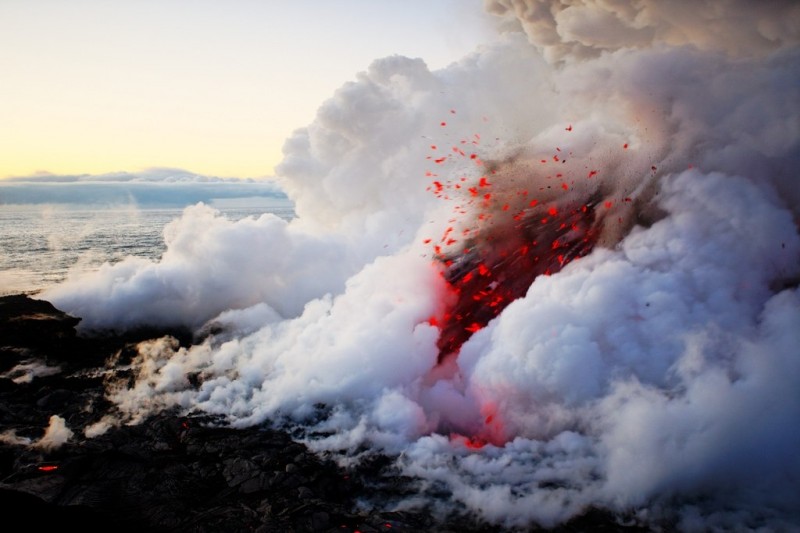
[421,123,606,362]
[433,195,600,361]
[417,120,647,448]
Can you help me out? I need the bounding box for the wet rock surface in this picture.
[0,294,649,532]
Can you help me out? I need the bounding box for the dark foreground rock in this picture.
[0,294,650,532]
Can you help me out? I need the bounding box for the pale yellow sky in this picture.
[0,1,495,179]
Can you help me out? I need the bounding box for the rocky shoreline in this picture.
[0,294,647,532]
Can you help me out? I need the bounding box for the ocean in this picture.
[0,199,295,296]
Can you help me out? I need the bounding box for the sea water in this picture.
[0,199,295,296]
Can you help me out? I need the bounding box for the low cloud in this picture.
[0,168,286,207]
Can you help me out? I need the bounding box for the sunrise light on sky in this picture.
[0,0,495,179]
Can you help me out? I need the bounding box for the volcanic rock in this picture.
[0,294,650,532]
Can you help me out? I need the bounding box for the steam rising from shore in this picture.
[43,2,800,529]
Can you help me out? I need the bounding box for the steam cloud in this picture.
[41,1,800,530]
[485,0,800,61]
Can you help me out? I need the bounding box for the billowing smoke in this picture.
[485,0,800,61]
[41,1,800,530]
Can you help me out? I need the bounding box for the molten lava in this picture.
[433,195,601,361]
[422,122,616,363]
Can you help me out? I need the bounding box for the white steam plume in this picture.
[41,1,800,530]
[34,415,74,451]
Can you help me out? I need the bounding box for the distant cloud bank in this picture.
[0,168,286,207]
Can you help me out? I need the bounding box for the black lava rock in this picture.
[0,294,649,532]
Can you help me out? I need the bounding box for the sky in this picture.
[0,0,496,180]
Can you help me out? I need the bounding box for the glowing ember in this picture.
[37,465,59,472]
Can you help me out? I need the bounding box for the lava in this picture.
[433,193,601,361]
[420,120,634,363]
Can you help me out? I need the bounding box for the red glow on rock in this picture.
[38,465,59,472]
